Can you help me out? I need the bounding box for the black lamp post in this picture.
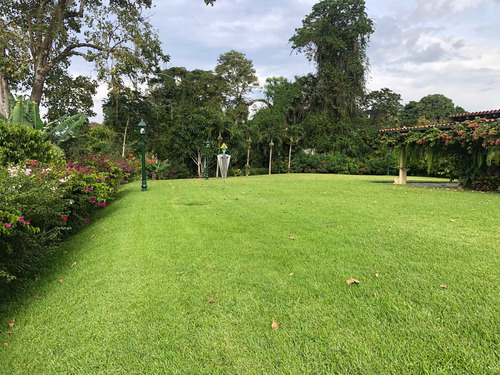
[138,119,147,191]
[205,140,210,180]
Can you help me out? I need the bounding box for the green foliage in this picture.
[381,119,500,188]
[8,95,43,130]
[401,94,466,127]
[44,113,88,145]
[290,0,374,119]
[0,119,61,166]
[0,161,65,282]
[289,151,390,175]
[364,88,403,129]
[215,50,259,123]
[0,154,135,285]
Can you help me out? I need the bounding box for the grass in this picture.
[1,174,499,374]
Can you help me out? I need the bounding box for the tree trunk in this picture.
[31,68,47,105]
[197,150,202,178]
[0,73,9,118]
[121,118,129,157]
[288,138,293,172]
[268,140,274,175]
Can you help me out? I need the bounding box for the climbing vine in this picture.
[380,118,500,190]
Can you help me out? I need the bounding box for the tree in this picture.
[215,50,259,123]
[289,0,374,120]
[43,66,98,122]
[364,88,403,129]
[401,94,466,127]
[0,0,167,111]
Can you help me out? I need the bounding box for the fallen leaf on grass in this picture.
[6,332,12,336]
[215,213,219,217]
[90,235,95,239]
[71,262,77,268]
[440,284,448,289]
[174,197,180,201]
[272,319,279,330]
[450,219,456,222]
[375,273,379,278]
[205,299,216,304]
[3,342,7,347]
[347,278,359,285]
[59,279,65,283]
[486,281,492,285]
[289,236,296,240]
[289,273,295,276]
[8,320,14,328]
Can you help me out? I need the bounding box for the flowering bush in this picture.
[0,152,137,285]
[0,161,66,282]
[380,119,500,188]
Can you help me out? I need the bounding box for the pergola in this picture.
[379,109,500,185]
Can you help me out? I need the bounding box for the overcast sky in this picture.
[88,0,500,121]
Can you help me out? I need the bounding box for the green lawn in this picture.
[1,174,499,374]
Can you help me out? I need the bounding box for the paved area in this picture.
[405,182,459,189]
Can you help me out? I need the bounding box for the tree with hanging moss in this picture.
[289,0,374,120]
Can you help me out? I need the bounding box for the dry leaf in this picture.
[215,213,219,217]
[440,284,448,289]
[205,299,216,304]
[3,342,7,347]
[486,281,492,285]
[71,262,77,268]
[289,273,295,276]
[289,236,296,240]
[450,219,456,222]
[375,273,379,278]
[8,320,14,328]
[6,332,12,336]
[59,279,65,283]
[373,293,378,297]
[271,319,279,330]
[90,235,95,238]
[174,197,180,201]
[347,278,360,285]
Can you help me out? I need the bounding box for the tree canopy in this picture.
[290,0,374,119]
[0,0,167,117]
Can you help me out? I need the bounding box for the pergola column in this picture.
[396,147,407,185]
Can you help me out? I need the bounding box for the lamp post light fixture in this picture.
[205,140,210,180]
[138,119,147,191]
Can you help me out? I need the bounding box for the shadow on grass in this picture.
[0,184,134,318]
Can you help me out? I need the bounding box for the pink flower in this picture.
[26,221,30,225]
[19,216,24,223]
[6,223,11,228]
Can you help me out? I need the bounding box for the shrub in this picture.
[0,154,134,286]
[0,161,67,282]
[0,119,61,166]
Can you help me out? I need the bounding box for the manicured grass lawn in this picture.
[1,174,499,374]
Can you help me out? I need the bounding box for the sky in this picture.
[86,0,500,121]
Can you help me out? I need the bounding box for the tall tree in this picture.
[0,0,167,110]
[401,94,466,126]
[215,50,259,123]
[289,0,374,119]
[364,88,403,129]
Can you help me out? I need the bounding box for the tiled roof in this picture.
[450,109,500,118]
[379,123,456,133]
[379,109,500,133]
